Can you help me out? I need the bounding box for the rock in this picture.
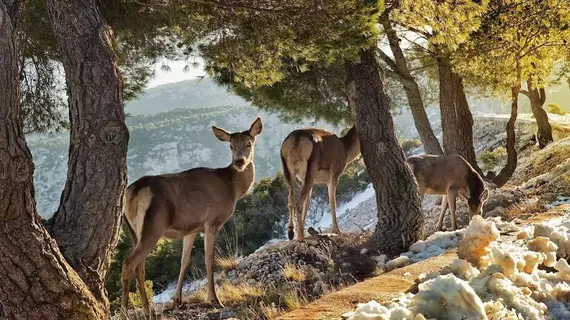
[409,240,427,253]
[541,192,557,202]
[516,230,529,240]
[360,248,369,255]
[373,254,387,264]
[385,256,410,271]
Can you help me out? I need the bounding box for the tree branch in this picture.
[376,49,397,71]
[520,89,530,97]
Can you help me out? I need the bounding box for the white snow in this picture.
[343,215,570,320]
[152,278,207,304]
[316,183,375,229]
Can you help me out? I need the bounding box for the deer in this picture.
[406,154,489,231]
[120,117,263,318]
[281,126,360,241]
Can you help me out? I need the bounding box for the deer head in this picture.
[461,188,489,218]
[212,117,263,171]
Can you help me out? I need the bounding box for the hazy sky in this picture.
[147,58,207,88]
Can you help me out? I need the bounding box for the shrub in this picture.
[479,147,506,171]
[400,138,422,156]
[547,103,566,116]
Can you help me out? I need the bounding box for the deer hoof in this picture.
[288,229,294,240]
[173,296,182,307]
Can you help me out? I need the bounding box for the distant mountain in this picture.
[125,78,248,115]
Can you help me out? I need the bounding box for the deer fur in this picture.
[406,154,489,231]
[281,126,360,241]
[121,117,263,318]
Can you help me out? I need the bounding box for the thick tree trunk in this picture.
[493,85,520,187]
[437,56,482,174]
[0,2,106,318]
[525,79,553,149]
[345,49,424,254]
[44,0,129,307]
[380,15,443,155]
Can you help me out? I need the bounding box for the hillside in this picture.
[124,78,247,115]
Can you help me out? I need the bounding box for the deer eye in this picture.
[246,141,252,147]
[230,145,234,150]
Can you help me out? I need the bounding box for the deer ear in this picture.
[212,126,231,142]
[480,188,490,202]
[249,117,263,137]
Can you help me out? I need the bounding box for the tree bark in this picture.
[379,14,443,155]
[524,78,553,149]
[493,85,520,187]
[437,56,482,174]
[345,48,424,254]
[44,0,129,308]
[0,1,106,318]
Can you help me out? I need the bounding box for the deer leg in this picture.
[448,190,458,230]
[286,180,296,240]
[297,171,316,241]
[173,232,198,307]
[301,187,312,230]
[133,259,152,319]
[204,228,221,306]
[121,231,162,317]
[328,178,340,234]
[437,196,448,231]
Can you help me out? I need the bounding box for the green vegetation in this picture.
[400,139,422,156]
[479,147,507,171]
[547,103,566,116]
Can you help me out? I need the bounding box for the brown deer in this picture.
[121,117,263,318]
[281,126,360,241]
[406,154,489,231]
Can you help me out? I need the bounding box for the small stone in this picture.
[360,248,369,255]
[409,240,426,253]
[517,230,529,240]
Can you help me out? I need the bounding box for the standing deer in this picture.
[406,154,489,231]
[121,117,263,318]
[281,126,360,241]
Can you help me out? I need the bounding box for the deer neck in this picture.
[230,162,255,200]
[467,170,484,201]
[341,127,361,164]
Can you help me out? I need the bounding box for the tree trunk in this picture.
[380,14,443,155]
[44,0,129,307]
[437,56,482,174]
[0,2,106,318]
[524,79,553,149]
[493,85,520,187]
[345,48,424,254]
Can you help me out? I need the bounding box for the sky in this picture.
[146,58,207,88]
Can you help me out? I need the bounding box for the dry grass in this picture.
[216,254,240,273]
[282,263,306,282]
[257,302,284,319]
[281,289,309,311]
[191,282,264,306]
